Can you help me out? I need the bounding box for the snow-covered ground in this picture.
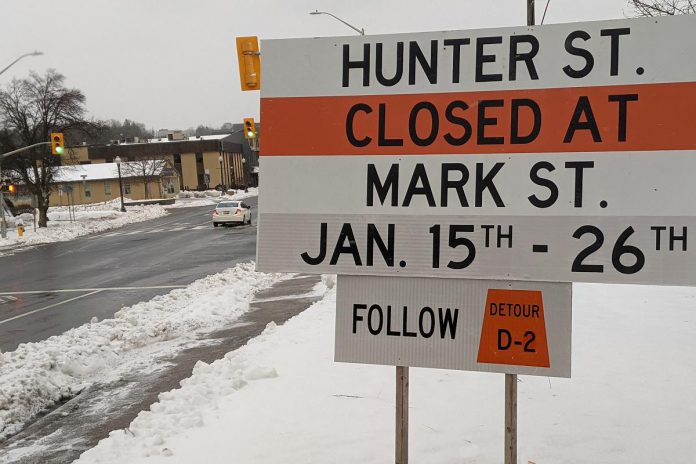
[75,280,696,464]
[0,188,258,252]
[167,188,258,209]
[0,200,167,252]
[0,263,290,442]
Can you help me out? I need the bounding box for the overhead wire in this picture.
[541,0,551,24]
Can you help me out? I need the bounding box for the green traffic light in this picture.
[56,146,64,155]
[247,131,255,139]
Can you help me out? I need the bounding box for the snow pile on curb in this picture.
[168,188,258,209]
[75,282,696,464]
[76,279,335,463]
[0,262,287,441]
[166,199,216,208]
[0,203,167,251]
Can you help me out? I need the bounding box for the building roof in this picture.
[86,135,243,161]
[122,134,231,145]
[52,161,169,183]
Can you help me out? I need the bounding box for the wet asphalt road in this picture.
[0,198,258,352]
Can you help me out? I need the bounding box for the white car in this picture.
[212,201,252,227]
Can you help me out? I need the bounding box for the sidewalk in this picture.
[74,281,696,464]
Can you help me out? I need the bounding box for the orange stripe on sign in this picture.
[260,82,696,156]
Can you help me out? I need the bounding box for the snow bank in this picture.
[76,282,696,464]
[166,198,217,208]
[0,203,167,252]
[226,187,258,200]
[0,263,288,441]
[168,188,258,209]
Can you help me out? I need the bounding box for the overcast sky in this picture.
[3,0,634,131]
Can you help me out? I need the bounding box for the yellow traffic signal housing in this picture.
[0,181,16,193]
[236,36,261,91]
[50,132,65,155]
[243,118,257,140]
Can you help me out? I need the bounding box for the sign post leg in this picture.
[396,366,409,464]
[505,374,518,464]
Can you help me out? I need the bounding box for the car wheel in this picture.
[213,222,219,228]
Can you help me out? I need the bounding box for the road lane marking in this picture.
[0,285,187,296]
[0,290,103,325]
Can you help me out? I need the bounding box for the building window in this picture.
[84,183,91,198]
[124,182,131,195]
[104,181,112,196]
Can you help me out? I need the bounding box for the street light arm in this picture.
[310,10,365,35]
[0,142,51,161]
[0,51,43,77]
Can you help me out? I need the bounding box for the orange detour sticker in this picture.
[477,289,550,368]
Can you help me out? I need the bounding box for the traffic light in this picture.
[243,118,257,140]
[0,180,16,193]
[235,36,261,91]
[51,132,64,155]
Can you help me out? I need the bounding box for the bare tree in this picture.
[88,118,153,144]
[631,0,695,15]
[120,158,168,199]
[0,70,95,227]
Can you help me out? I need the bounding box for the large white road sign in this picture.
[257,15,696,285]
[335,276,572,377]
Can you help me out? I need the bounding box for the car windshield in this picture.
[218,201,239,208]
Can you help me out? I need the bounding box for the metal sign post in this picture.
[505,4,536,463]
[505,373,518,464]
[396,366,409,464]
[505,5,536,462]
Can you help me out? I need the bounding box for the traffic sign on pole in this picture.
[335,275,571,377]
[257,15,696,286]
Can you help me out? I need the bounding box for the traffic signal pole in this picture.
[0,141,52,238]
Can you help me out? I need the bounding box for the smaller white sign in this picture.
[335,275,572,378]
